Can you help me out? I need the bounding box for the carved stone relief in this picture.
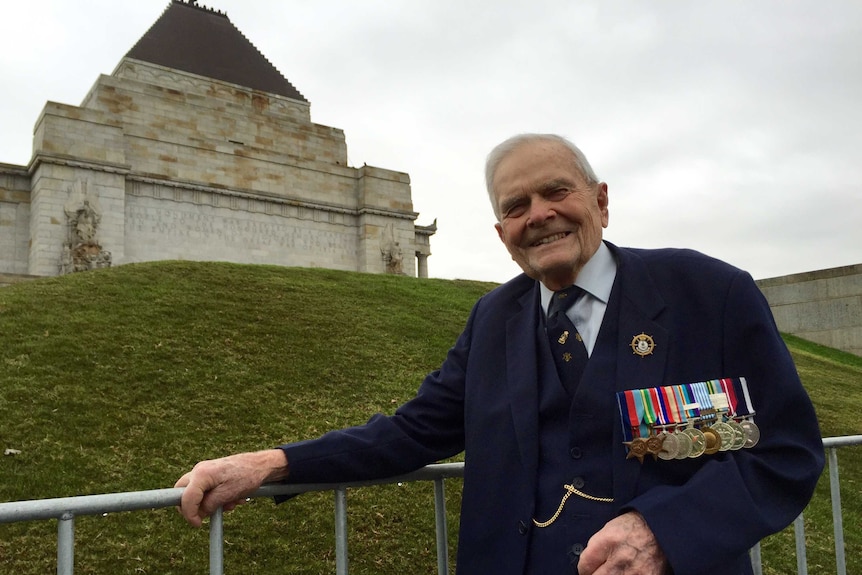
[60,181,112,274]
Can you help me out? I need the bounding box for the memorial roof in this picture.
[125,0,307,102]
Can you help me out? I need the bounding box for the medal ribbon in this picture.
[629,390,648,438]
[616,392,635,442]
[617,390,645,440]
[731,377,756,418]
[660,386,682,426]
[692,382,715,423]
[720,378,740,416]
[649,387,671,428]
[738,377,756,418]
[677,384,700,423]
[639,388,658,431]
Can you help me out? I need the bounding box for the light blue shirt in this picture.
[539,241,618,356]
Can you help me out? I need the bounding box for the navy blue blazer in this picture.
[281,242,824,574]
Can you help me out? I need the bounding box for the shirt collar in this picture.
[539,241,617,315]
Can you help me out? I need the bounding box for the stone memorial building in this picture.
[0,0,436,280]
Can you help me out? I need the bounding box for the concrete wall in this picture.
[757,264,862,357]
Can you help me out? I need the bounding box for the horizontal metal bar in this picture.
[4,435,861,525]
[0,488,186,524]
[0,462,466,525]
[0,436,859,575]
[822,435,862,448]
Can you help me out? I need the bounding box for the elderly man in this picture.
[177,134,824,574]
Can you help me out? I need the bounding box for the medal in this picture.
[727,421,747,450]
[702,426,722,455]
[617,377,760,463]
[731,378,760,448]
[711,421,736,452]
[740,420,761,448]
[624,438,649,463]
[645,434,665,459]
[659,387,691,460]
[657,430,680,460]
[673,428,693,459]
[682,427,706,458]
[618,390,648,463]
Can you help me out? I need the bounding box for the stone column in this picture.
[417,253,429,279]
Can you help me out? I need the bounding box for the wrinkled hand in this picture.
[578,511,668,575]
[174,449,289,527]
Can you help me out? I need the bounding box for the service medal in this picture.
[673,430,693,459]
[645,434,665,458]
[740,420,761,448]
[702,427,722,455]
[625,437,649,463]
[657,432,680,460]
[727,421,747,450]
[682,427,706,458]
[711,422,736,452]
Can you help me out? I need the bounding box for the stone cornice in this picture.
[0,163,28,176]
[28,153,131,177]
[128,175,418,221]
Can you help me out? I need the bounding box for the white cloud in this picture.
[1,0,859,282]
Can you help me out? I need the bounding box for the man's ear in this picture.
[495,222,505,243]
[597,182,610,228]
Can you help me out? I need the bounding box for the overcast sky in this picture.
[2,0,860,283]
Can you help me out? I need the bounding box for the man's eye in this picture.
[504,204,527,218]
[549,188,569,200]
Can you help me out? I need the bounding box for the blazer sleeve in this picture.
[625,270,825,574]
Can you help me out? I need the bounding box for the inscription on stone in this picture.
[127,203,354,255]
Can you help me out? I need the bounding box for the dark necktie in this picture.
[546,286,589,396]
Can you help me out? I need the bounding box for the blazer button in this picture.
[518,520,529,535]
[569,447,582,459]
[568,543,585,565]
[571,476,585,489]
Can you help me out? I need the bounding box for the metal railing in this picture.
[0,436,859,575]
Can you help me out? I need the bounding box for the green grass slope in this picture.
[0,262,859,574]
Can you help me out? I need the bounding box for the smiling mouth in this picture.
[531,232,570,247]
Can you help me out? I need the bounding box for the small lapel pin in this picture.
[630,333,656,357]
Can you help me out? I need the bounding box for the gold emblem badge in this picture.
[630,333,655,357]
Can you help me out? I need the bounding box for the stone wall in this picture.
[757,264,862,357]
[0,166,31,275]
[0,59,433,279]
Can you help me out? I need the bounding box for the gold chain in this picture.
[532,484,614,528]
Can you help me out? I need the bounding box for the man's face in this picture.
[493,140,609,291]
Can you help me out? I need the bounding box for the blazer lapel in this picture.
[607,244,670,503]
[505,284,542,478]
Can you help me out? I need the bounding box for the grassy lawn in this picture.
[0,262,859,574]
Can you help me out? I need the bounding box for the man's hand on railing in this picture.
[174,449,289,527]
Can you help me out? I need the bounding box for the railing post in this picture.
[57,512,74,575]
[828,447,846,575]
[793,513,807,575]
[433,478,450,575]
[335,487,348,575]
[209,507,224,575]
[750,542,762,575]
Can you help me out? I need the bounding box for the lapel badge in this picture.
[630,333,656,357]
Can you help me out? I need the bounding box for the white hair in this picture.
[484,134,600,219]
